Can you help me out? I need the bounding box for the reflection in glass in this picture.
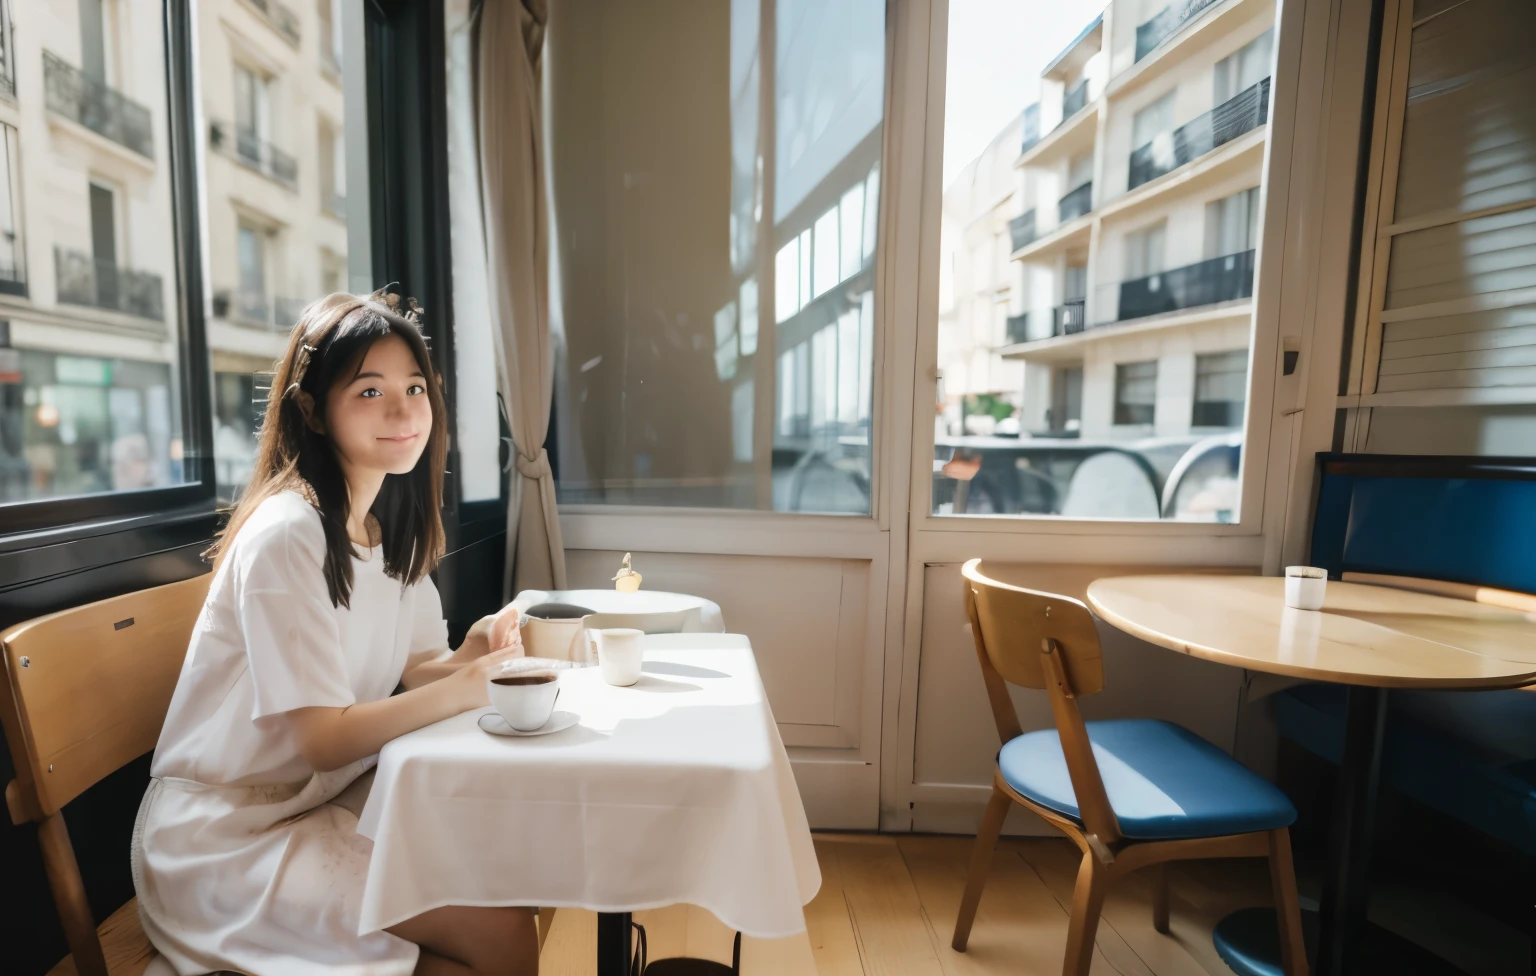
[548,0,884,513]
[0,0,188,504]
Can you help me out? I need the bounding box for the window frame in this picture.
[907,0,1366,549]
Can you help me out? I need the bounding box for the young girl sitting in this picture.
[133,291,538,976]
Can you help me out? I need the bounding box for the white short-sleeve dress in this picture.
[132,490,451,975]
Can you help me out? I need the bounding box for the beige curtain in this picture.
[476,0,566,594]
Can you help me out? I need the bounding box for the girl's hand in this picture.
[454,605,523,661]
[486,604,523,654]
[450,642,530,711]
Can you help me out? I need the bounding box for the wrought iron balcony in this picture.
[1020,104,1041,154]
[247,0,301,45]
[1006,313,1031,344]
[0,262,24,297]
[1061,80,1089,122]
[1059,182,1092,224]
[42,52,154,159]
[1117,249,1255,321]
[1053,300,1086,336]
[275,296,312,327]
[210,120,298,189]
[54,247,163,320]
[1128,77,1270,190]
[1136,0,1223,62]
[1009,210,1037,252]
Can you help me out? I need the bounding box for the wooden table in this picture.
[1086,575,1536,976]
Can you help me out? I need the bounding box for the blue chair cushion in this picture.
[998,719,1297,841]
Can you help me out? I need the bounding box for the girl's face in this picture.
[323,334,433,478]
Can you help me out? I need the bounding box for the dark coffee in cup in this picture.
[491,673,558,687]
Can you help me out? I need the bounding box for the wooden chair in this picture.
[0,574,211,976]
[951,560,1308,976]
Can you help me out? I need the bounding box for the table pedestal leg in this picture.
[1212,686,1467,976]
[598,911,633,976]
[1315,685,1388,975]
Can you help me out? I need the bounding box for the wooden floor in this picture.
[53,833,1275,976]
[542,834,1275,976]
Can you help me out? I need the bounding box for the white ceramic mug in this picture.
[591,628,644,686]
[487,669,561,730]
[1284,566,1328,611]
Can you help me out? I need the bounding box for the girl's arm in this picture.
[284,641,524,772]
[399,604,523,691]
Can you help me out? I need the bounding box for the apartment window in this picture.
[319,119,345,218]
[1205,187,1260,258]
[319,0,343,76]
[1065,264,1087,303]
[1125,221,1166,280]
[1348,0,1536,456]
[0,123,21,294]
[1067,151,1093,190]
[235,224,269,324]
[1192,350,1247,428]
[1114,361,1158,426]
[0,0,14,99]
[233,64,270,166]
[1214,29,1274,103]
[1132,91,1174,149]
[539,0,884,513]
[79,0,111,85]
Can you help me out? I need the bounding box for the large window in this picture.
[1347,0,1536,457]
[543,0,885,514]
[0,0,188,504]
[204,0,368,502]
[933,0,1278,519]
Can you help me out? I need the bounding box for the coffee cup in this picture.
[487,669,561,731]
[1284,566,1327,611]
[590,628,644,686]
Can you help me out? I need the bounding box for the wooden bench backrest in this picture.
[0,573,211,822]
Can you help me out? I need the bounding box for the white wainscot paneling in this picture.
[564,549,878,829]
[908,562,1251,836]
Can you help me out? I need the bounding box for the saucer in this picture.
[478,710,580,737]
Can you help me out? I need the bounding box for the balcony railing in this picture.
[1059,182,1092,224]
[214,288,311,331]
[1128,77,1270,190]
[1006,313,1031,344]
[1061,80,1089,122]
[0,262,24,297]
[1136,0,1224,62]
[42,51,154,158]
[1009,210,1037,252]
[1020,103,1041,154]
[54,247,164,320]
[247,0,302,45]
[210,120,298,189]
[1054,300,1086,336]
[1117,249,1255,321]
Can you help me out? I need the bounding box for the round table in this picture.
[1085,575,1536,976]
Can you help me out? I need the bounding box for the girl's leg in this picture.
[389,905,539,976]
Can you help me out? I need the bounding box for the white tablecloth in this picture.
[511,588,726,633]
[355,634,819,939]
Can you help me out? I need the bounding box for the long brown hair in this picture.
[208,290,449,608]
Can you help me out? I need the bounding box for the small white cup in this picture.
[1284,566,1328,611]
[487,669,561,731]
[591,628,644,686]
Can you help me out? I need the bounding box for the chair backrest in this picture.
[0,573,211,823]
[961,559,1104,694]
[961,559,1120,843]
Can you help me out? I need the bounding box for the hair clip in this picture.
[287,342,319,395]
